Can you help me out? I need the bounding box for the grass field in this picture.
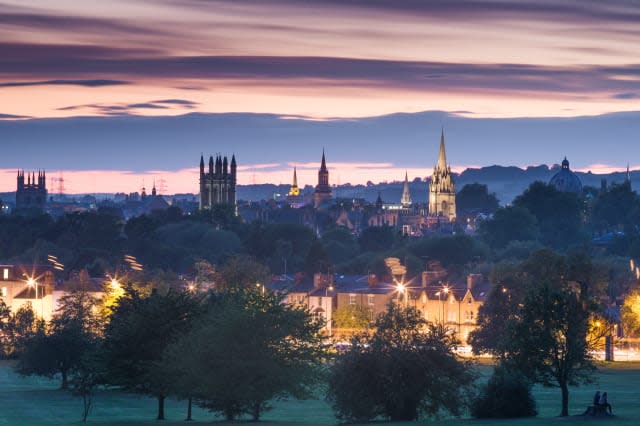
[0,360,637,425]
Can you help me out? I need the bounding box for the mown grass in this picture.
[0,360,637,425]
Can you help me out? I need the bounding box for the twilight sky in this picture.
[0,0,639,193]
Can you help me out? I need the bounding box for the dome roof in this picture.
[549,157,582,194]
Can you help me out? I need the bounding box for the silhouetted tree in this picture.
[102,287,200,420]
[163,289,326,421]
[478,206,539,249]
[327,304,475,422]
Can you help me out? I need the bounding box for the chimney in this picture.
[313,273,322,289]
[421,271,440,288]
[313,273,333,289]
[467,273,482,290]
[368,273,377,287]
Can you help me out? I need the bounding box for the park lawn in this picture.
[0,360,638,425]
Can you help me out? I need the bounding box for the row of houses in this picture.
[1,263,492,345]
[269,270,491,343]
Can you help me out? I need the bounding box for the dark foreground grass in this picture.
[0,360,638,425]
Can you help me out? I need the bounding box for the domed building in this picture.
[549,157,582,194]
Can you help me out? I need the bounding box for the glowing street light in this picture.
[395,280,408,306]
[442,285,450,324]
[25,275,44,318]
[256,282,265,295]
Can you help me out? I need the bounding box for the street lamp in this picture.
[395,280,407,306]
[26,276,43,318]
[442,285,450,324]
[325,285,334,334]
[110,278,121,290]
[256,282,265,295]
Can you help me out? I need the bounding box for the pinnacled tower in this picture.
[400,171,412,207]
[314,149,332,208]
[288,166,300,197]
[199,153,237,212]
[15,169,47,211]
[428,130,456,221]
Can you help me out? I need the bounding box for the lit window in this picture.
[2,268,7,280]
[464,311,475,322]
[1,287,6,297]
[368,295,374,305]
[349,294,356,305]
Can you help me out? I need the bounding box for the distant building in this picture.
[0,265,56,321]
[314,150,333,208]
[429,130,456,221]
[15,170,47,212]
[269,269,489,343]
[288,167,300,197]
[549,157,583,193]
[400,171,412,208]
[199,154,237,211]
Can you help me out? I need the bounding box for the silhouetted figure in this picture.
[593,391,601,406]
[599,392,612,414]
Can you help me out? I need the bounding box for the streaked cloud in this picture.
[0,112,30,119]
[0,0,638,119]
[0,79,129,88]
[56,99,199,115]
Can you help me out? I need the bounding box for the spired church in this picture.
[199,154,237,211]
[368,130,457,236]
[428,130,456,221]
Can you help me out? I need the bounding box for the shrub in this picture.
[472,365,537,418]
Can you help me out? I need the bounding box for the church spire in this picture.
[288,166,300,197]
[627,163,630,181]
[401,170,412,207]
[320,148,327,171]
[437,129,447,170]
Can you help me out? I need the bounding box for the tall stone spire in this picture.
[428,129,456,221]
[436,128,447,171]
[314,149,332,208]
[320,148,327,171]
[401,171,412,207]
[288,166,300,197]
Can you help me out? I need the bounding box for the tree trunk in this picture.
[60,370,68,390]
[82,393,92,423]
[252,402,261,421]
[157,395,166,420]
[561,382,569,416]
[186,397,192,421]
